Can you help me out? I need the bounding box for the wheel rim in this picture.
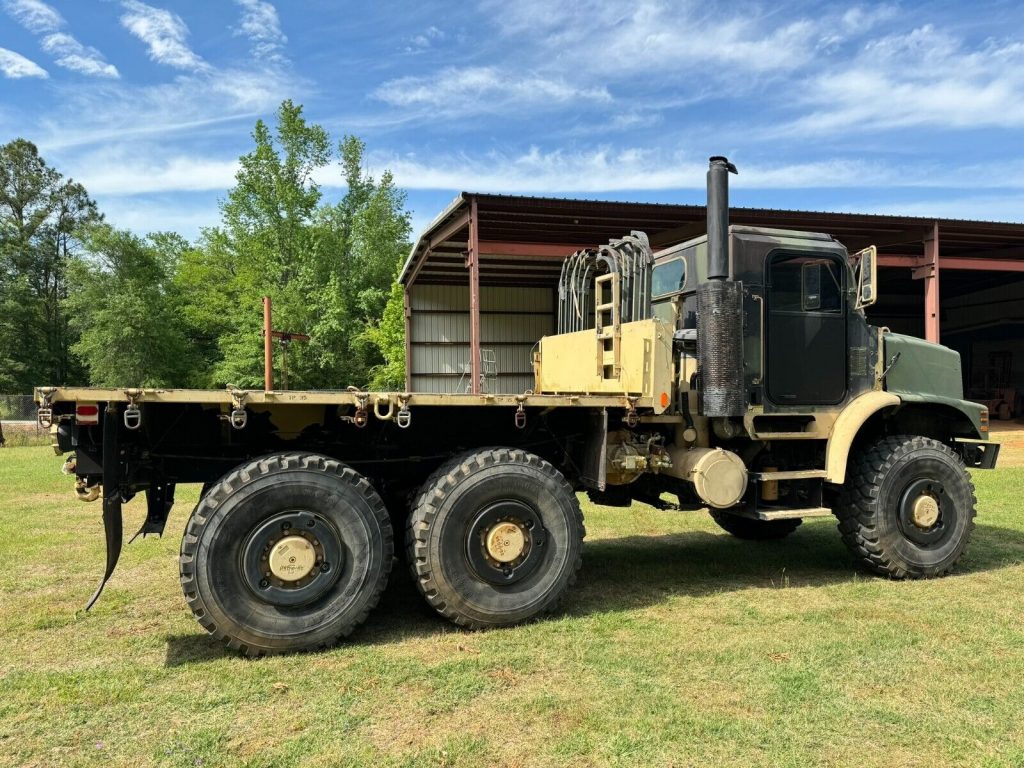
[240,510,344,606]
[897,477,955,547]
[465,500,547,585]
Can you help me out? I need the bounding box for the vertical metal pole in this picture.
[468,197,482,394]
[263,296,273,391]
[403,288,413,392]
[924,223,941,343]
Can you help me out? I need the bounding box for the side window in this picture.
[769,254,843,313]
[651,258,686,298]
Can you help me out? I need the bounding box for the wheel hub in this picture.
[485,522,526,563]
[466,500,546,585]
[269,535,317,581]
[897,477,954,547]
[240,510,344,606]
[910,494,940,529]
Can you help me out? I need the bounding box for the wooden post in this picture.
[263,296,273,391]
[467,197,481,394]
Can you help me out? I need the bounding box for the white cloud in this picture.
[68,152,239,195]
[233,0,287,62]
[2,0,61,33]
[789,25,1024,133]
[41,33,119,78]
[369,147,903,193]
[484,0,821,77]
[406,25,444,52]
[375,66,612,114]
[120,0,209,72]
[0,47,47,78]
[4,0,119,79]
[368,147,1024,195]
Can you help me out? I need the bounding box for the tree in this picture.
[0,139,99,391]
[179,103,411,390]
[361,280,407,390]
[65,226,191,387]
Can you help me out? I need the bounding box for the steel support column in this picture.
[403,288,413,392]
[467,197,481,394]
[923,223,940,343]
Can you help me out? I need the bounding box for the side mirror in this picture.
[852,246,877,309]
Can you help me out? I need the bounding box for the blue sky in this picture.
[2,0,1024,241]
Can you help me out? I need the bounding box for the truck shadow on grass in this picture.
[163,519,1024,666]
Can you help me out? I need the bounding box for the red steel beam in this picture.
[468,198,481,394]
[478,240,587,257]
[923,223,940,343]
[878,254,1024,271]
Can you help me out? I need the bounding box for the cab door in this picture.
[765,252,847,405]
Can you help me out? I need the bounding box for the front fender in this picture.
[825,391,900,484]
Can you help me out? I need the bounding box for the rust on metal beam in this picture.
[478,240,586,257]
[407,210,472,288]
[468,197,481,394]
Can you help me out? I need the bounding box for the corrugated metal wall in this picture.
[408,284,554,393]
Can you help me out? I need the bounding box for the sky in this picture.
[2,0,1024,241]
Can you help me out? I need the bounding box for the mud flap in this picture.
[129,483,175,543]
[580,409,608,491]
[86,404,123,611]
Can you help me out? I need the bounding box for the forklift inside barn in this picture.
[399,194,1024,420]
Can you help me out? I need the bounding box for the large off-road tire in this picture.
[180,452,393,656]
[708,509,802,540]
[835,435,976,578]
[406,448,585,629]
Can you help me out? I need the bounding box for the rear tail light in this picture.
[76,403,100,426]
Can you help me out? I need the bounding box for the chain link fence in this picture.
[0,394,38,421]
[0,394,45,445]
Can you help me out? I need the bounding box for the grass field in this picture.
[1,435,1023,768]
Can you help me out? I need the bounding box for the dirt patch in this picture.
[990,422,1024,468]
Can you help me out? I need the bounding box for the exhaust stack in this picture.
[706,156,738,280]
[697,156,745,418]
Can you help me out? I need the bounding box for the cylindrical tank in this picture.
[666,446,748,509]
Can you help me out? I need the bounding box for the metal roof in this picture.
[400,192,1024,287]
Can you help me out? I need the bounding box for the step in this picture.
[753,506,832,521]
[750,469,827,481]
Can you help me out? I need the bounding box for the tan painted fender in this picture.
[825,391,901,484]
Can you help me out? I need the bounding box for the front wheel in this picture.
[835,435,976,578]
[180,452,393,656]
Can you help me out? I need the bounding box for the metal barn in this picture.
[400,193,1024,414]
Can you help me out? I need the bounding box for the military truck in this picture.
[34,157,999,655]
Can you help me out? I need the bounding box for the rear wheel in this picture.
[708,509,802,540]
[835,435,976,578]
[407,448,585,629]
[180,452,393,656]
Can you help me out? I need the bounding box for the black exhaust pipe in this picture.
[706,156,738,280]
[697,156,745,418]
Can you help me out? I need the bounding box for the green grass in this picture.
[1,444,1023,767]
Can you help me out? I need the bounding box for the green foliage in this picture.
[0,138,99,391]
[179,103,411,389]
[361,279,407,390]
[65,226,192,387]
[2,104,410,393]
